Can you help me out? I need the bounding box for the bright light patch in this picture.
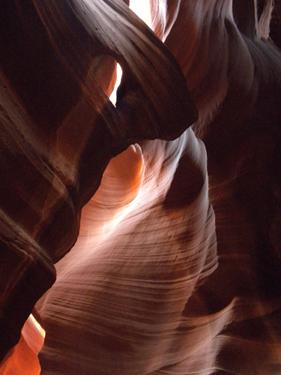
[130,0,152,28]
[22,314,46,354]
[109,1,152,106]
[109,63,123,106]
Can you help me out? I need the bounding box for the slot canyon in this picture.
[0,0,281,374]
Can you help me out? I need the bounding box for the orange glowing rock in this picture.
[0,315,45,375]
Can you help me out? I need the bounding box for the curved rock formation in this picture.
[0,0,281,374]
[39,130,216,374]
[0,0,195,364]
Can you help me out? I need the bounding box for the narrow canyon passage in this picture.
[0,1,281,374]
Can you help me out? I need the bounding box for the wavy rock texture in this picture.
[0,0,195,364]
[0,0,281,374]
[39,131,217,375]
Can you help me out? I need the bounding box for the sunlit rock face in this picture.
[0,0,195,365]
[0,0,281,374]
[0,315,45,375]
[38,132,217,374]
